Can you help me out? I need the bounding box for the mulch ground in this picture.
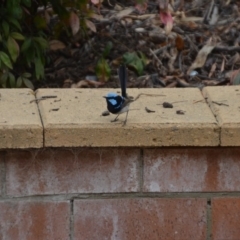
[35,0,240,89]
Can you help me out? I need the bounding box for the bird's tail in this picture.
[118,65,127,98]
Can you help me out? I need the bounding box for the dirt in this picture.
[35,0,240,90]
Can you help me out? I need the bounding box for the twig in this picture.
[134,93,166,101]
[145,107,155,113]
[171,100,188,104]
[212,101,229,106]
[150,48,163,66]
[30,95,58,103]
[157,100,187,105]
[213,46,240,53]
[193,99,206,104]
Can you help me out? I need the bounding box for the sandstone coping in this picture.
[203,86,240,146]
[36,88,219,147]
[0,89,43,148]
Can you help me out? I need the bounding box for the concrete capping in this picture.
[0,86,239,148]
[0,89,42,149]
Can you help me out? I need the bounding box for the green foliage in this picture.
[0,0,91,89]
[95,42,113,82]
[0,0,48,88]
[123,51,148,75]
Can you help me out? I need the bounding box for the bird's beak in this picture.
[103,96,106,98]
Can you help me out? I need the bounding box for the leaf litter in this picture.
[38,0,240,90]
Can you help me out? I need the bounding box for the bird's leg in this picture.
[122,111,129,126]
[111,114,119,122]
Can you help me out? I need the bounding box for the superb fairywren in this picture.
[104,65,134,126]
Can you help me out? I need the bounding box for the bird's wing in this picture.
[118,65,127,98]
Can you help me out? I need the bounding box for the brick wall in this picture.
[1,148,240,239]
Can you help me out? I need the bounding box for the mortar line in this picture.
[203,95,221,147]
[206,198,212,240]
[2,192,240,202]
[0,151,7,197]
[34,94,45,147]
[139,149,144,193]
[70,199,74,240]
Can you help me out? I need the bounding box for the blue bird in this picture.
[104,65,134,126]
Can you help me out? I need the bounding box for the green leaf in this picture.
[24,46,35,66]
[23,77,34,89]
[33,37,48,49]
[1,72,8,84]
[2,21,9,36]
[34,15,47,30]
[22,72,32,78]
[129,61,144,75]
[7,37,20,62]
[8,18,22,31]
[34,58,44,79]
[137,51,148,65]
[123,51,147,75]
[95,58,111,82]
[22,0,31,7]
[123,52,136,64]
[21,38,32,52]
[102,41,113,58]
[16,77,23,88]
[0,51,13,69]
[11,32,25,41]
[12,5,22,19]
[8,72,16,88]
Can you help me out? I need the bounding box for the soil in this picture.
[35,0,240,90]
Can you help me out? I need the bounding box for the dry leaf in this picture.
[209,5,219,25]
[63,79,73,88]
[168,47,178,72]
[49,40,66,51]
[158,0,173,35]
[44,9,51,24]
[228,53,240,66]
[179,16,203,22]
[175,34,184,51]
[187,44,215,75]
[71,80,105,88]
[209,62,217,77]
[159,10,173,35]
[135,2,148,13]
[85,19,97,32]
[127,13,155,20]
[54,57,65,67]
[113,7,135,19]
[220,58,225,73]
[91,0,103,4]
[69,11,80,35]
[90,13,103,20]
[158,0,168,11]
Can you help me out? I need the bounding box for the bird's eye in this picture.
[108,99,117,105]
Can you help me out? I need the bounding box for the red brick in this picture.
[6,149,140,196]
[0,152,4,196]
[143,148,240,192]
[0,201,70,240]
[212,198,240,240]
[74,198,207,240]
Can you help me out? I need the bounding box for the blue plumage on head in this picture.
[106,92,118,98]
